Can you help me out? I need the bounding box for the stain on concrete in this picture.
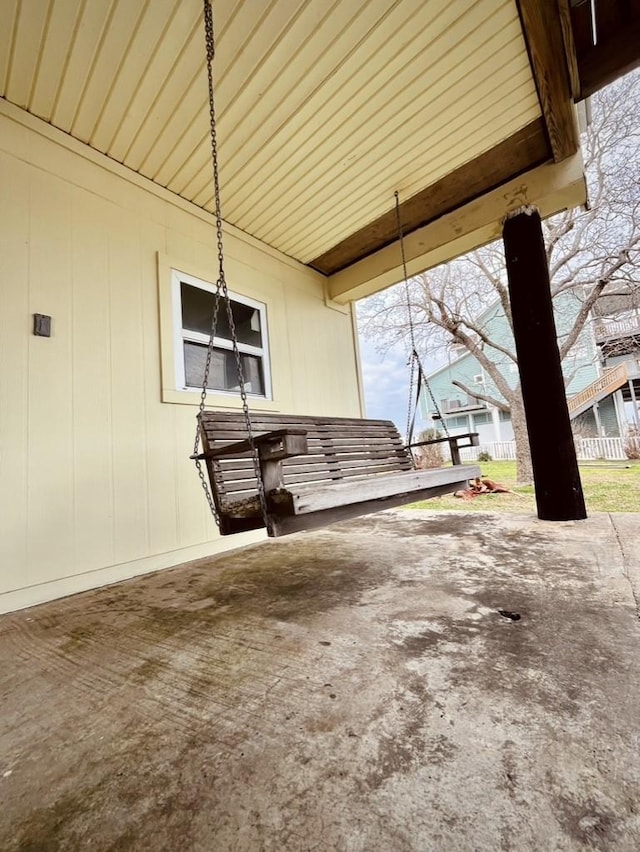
[552,791,624,850]
[1,511,640,851]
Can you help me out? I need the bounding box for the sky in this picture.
[357,336,412,433]
[355,302,447,437]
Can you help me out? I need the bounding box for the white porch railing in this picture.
[457,437,627,462]
[594,315,640,341]
[574,437,627,460]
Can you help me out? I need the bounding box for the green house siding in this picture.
[573,396,620,437]
[419,295,611,437]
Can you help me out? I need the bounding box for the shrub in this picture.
[477,450,493,462]
[413,428,444,469]
[624,427,640,460]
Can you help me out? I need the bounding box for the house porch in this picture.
[2,510,639,851]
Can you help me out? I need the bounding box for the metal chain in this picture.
[395,192,420,448]
[394,192,449,443]
[405,351,416,450]
[419,352,450,438]
[193,0,272,535]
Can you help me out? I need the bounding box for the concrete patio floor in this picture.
[1,510,640,851]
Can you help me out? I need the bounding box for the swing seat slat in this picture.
[198,411,481,537]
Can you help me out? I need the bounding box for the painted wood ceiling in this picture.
[0,0,542,268]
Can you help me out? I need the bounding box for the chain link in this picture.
[193,0,272,536]
[394,192,449,446]
[422,362,449,438]
[405,353,416,446]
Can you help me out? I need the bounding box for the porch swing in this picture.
[190,0,481,537]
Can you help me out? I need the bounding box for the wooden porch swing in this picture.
[190,0,481,538]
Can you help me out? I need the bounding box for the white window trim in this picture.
[171,268,272,401]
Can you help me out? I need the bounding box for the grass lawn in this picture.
[408,459,640,514]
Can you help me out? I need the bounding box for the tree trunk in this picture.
[510,395,533,485]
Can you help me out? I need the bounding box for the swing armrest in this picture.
[409,432,480,466]
[192,429,309,462]
[409,432,479,449]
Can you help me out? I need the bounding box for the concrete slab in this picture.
[1,511,639,851]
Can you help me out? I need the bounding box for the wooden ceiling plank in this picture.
[50,0,115,133]
[308,118,550,276]
[217,0,362,168]
[90,0,178,152]
[259,68,539,258]
[516,0,579,162]
[298,115,541,263]
[137,72,204,179]
[159,130,209,191]
[71,0,146,144]
[149,0,296,190]
[107,4,199,163]
[0,0,20,96]
[219,0,442,199]
[28,0,84,120]
[280,78,539,261]
[176,160,212,207]
[123,23,202,171]
[3,0,50,109]
[221,0,460,225]
[224,0,515,228]
[304,114,546,268]
[244,38,537,249]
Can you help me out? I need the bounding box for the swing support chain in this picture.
[394,192,449,452]
[192,0,273,536]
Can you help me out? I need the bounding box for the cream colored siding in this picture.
[0,0,542,266]
[0,102,361,612]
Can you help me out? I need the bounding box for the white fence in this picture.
[457,437,627,462]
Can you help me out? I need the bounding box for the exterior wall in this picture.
[0,104,362,613]
[573,396,620,437]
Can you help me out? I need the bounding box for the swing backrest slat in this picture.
[199,411,412,510]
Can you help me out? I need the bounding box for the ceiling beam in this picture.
[516,0,579,162]
[309,119,550,276]
[576,16,640,99]
[556,0,581,100]
[326,152,586,305]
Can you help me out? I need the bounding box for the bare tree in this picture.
[358,70,640,484]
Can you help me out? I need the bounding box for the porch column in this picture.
[502,207,586,521]
[592,402,603,437]
[491,407,502,442]
[613,390,626,436]
[629,380,639,429]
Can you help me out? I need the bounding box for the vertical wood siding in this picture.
[0,106,361,609]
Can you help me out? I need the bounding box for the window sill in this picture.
[162,388,281,410]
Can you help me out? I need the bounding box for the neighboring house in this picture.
[588,283,640,430]
[419,291,640,442]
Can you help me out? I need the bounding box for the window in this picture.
[448,415,469,429]
[172,270,271,398]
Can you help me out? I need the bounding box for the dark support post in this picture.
[503,207,586,520]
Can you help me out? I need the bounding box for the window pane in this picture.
[184,342,264,395]
[181,282,263,346]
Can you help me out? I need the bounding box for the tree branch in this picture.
[451,380,510,412]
